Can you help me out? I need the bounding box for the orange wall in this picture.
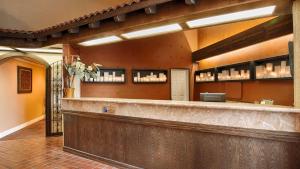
[0,58,45,133]
[71,32,193,100]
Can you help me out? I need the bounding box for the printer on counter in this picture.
[200,93,226,102]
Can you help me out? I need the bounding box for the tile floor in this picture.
[0,120,118,169]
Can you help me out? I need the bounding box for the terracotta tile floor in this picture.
[0,120,118,169]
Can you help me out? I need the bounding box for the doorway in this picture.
[46,61,63,136]
[171,69,190,101]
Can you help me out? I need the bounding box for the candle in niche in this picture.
[266,63,273,72]
[285,66,291,77]
[121,74,125,82]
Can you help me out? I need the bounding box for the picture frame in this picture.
[17,66,32,93]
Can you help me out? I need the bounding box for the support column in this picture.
[294,0,300,107]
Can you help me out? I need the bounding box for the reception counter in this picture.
[62,98,300,169]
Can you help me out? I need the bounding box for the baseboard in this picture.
[0,115,45,139]
[63,146,141,169]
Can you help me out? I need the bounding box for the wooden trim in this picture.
[63,110,300,143]
[45,66,52,136]
[63,146,141,169]
[192,15,293,62]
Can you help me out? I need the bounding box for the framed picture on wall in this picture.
[17,66,32,93]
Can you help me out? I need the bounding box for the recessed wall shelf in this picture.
[254,55,293,80]
[195,54,294,83]
[132,69,168,83]
[83,68,126,83]
[217,62,253,82]
[195,68,216,83]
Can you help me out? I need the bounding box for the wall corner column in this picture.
[293,0,300,107]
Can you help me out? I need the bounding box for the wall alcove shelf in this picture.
[194,54,294,83]
[254,55,293,80]
[194,68,216,83]
[216,62,254,82]
[82,68,126,84]
[192,15,293,62]
[132,69,168,84]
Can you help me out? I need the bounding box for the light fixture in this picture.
[79,36,122,46]
[186,6,276,28]
[0,46,14,51]
[16,48,63,54]
[121,23,182,39]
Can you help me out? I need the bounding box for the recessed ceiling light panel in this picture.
[121,23,182,39]
[0,46,14,51]
[79,36,122,46]
[16,48,63,54]
[186,6,276,28]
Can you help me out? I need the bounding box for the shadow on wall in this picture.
[0,52,49,137]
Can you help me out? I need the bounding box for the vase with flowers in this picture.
[64,55,85,98]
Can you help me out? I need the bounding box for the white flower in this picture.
[87,66,93,71]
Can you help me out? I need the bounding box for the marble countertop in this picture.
[61,97,300,113]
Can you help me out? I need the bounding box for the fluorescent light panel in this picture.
[121,23,182,39]
[79,36,122,46]
[186,6,276,28]
[0,46,14,51]
[16,48,63,54]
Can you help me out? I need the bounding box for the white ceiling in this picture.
[0,0,130,31]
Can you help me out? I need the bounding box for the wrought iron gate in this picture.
[46,60,63,136]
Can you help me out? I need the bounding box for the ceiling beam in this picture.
[37,37,47,42]
[68,27,80,34]
[51,32,63,38]
[0,37,42,48]
[145,5,157,14]
[88,21,100,29]
[185,0,197,5]
[192,15,293,62]
[114,14,126,22]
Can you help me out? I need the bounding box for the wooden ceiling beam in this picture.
[68,27,80,34]
[88,21,100,29]
[51,32,63,38]
[185,0,197,5]
[0,37,42,48]
[192,15,293,62]
[145,5,157,14]
[37,37,47,42]
[114,14,126,22]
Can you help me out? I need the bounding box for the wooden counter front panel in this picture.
[63,112,300,169]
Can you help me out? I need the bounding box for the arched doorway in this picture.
[0,52,63,137]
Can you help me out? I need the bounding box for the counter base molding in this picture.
[63,111,300,169]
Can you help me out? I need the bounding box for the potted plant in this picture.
[64,55,85,98]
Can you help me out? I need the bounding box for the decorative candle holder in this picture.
[132,69,168,83]
[217,62,252,82]
[195,69,216,82]
[255,56,292,80]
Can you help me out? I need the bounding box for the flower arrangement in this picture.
[64,55,102,88]
[64,55,86,88]
[84,63,103,81]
